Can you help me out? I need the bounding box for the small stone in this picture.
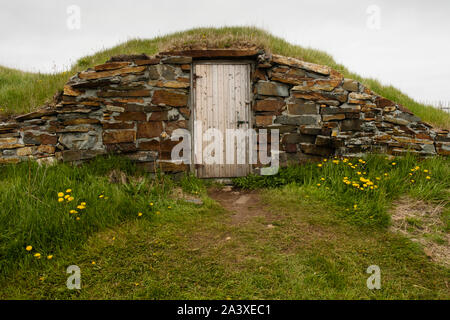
[256,81,289,97]
[152,90,188,107]
[103,130,136,144]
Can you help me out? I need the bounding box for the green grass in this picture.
[0,172,448,299]
[0,26,449,128]
[234,154,450,228]
[0,156,183,278]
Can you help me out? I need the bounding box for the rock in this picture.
[300,143,334,156]
[103,130,136,144]
[272,54,331,75]
[315,135,332,146]
[342,79,359,92]
[115,112,147,122]
[282,133,315,144]
[235,195,250,205]
[287,101,318,115]
[166,120,188,135]
[161,56,193,64]
[94,61,131,71]
[152,90,188,107]
[137,122,163,139]
[62,150,105,162]
[255,115,274,127]
[296,127,318,136]
[256,81,289,97]
[275,115,320,126]
[97,90,151,97]
[253,99,285,112]
[0,157,20,164]
[322,114,345,121]
[78,66,146,80]
[23,133,57,145]
[384,116,409,126]
[135,58,161,66]
[291,79,341,92]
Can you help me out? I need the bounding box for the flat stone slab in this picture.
[235,195,251,205]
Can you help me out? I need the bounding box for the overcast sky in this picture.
[1,0,449,103]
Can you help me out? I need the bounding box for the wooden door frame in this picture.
[189,60,255,178]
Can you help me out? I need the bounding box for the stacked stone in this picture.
[252,53,450,165]
[0,49,449,171]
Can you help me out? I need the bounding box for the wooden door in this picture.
[193,62,252,178]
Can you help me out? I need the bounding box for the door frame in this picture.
[189,59,255,178]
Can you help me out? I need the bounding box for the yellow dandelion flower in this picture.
[317,183,321,187]
[320,177,325,181]
[91,261,96,265]
[410,179,415,183]
[58,192,64,197]
[47,255,53,260]
[409,173,413,176]
[353,204,358,209]
[323,159,327,162]
[34,253,41,259]
[99,195,104,199]
[149,202,154,206]
[357,172,361,175]
[415,166,420,170]
[376,177,381,180]
[138,212,143,217]
[67,197,74,202]
[384,173,388,176]
[66,189,72,193]
[77,205,85,210]
[80,202,86,206]
[423,169,429,173]
[58,198,64,203]
[69,210,78,214]
[156,211,161,215]
[76,217,80,221]
[426,176,431,180]
[317,164,322,167]
[26,245,32,251]
[391,162,396,166]
[168,206,172,209]
[64,195,70,199]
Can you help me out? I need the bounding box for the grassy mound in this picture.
[0,26,449,128]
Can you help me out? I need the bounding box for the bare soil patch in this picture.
[207,187,278,225]
[390,196,449,267]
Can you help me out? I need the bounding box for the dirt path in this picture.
[207,186,278,226]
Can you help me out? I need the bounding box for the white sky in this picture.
[1,0,449,103]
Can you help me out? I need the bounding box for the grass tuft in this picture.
[233,154,450,228]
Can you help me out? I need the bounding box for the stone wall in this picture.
[0,49,448,171]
